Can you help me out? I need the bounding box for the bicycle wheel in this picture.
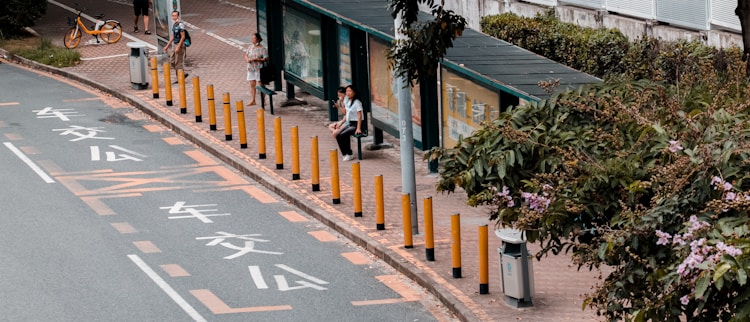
[100,21,122,44]
[63,27,81,49]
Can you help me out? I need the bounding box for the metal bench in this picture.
[353,111,369,160]
[256,85,276,114]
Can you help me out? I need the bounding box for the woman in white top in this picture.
[244,33,268,106]
[335,85,363,161]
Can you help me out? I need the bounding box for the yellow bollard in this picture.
[236,100,247,149]
[256,110,266,159]
[274,117,283,169]
[163,63,172,106]
[375,175,384,230]
[150,56,159,99]
[402,193,413,248]
[192,77,202,122]
[311,136,320,191]
[451,213,462,278]
[424,196,435,261]
[330,149,340,204]
[222,93,232,141]
[352,162,362,217]
[479,224,489,294]
[207,84,217,131]
[178,69,187,114]
[291,126,300,180]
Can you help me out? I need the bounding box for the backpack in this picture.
[183,29,191,47]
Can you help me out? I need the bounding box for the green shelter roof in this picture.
[293,0,601,100]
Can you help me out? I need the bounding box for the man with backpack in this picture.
[163,10,188,83]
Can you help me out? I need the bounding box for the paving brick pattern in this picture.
[27,0,608,321]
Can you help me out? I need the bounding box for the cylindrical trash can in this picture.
[496,228,534,307]
[127,42,149,90]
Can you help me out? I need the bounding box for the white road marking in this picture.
[128,254,207,322]
[3,142,55,183]
[248,266,269,289]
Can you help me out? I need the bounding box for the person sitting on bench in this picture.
[335,85,363,162]
[328,86,348,137]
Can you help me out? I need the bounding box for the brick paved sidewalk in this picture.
[18,0,607,321]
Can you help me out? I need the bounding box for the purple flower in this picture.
[655,230,672,245]
[669,140,684,153]
[711,176,723,188]
[681,295,690,305]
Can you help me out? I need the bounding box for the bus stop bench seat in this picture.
[256,85,276,114]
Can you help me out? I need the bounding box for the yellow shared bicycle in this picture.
[63,7,122,49]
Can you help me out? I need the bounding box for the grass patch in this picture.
[1,37,80,68]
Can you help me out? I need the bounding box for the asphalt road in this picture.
[0,63,452,321]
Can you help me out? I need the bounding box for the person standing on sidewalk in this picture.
[244,33,268,106]
[132,0,152,34]
[335,85,363,161]
[163,11,187,83]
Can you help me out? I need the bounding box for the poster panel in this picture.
[154,0,179,42]
[339,25,352,87]
[283,6,323,88]
[368,37,422,143]
[441,67,501,148]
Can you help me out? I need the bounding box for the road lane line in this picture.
[111,222,137,233]
[341,252,372,265]
[308,230,338,242]
[3,142,55,183]
[160,264,191,277]
[128,254,207,322]
[278,210,308,222]
[190,289,292,313]
[133,241,162,253]
[4,133,22,141]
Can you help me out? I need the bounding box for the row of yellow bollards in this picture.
[150,57,492,296]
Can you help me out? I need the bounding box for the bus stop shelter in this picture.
[257,0,601,156]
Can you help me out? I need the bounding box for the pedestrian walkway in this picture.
[14,0,605,320]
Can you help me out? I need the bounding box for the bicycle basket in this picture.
[67,17,75,26]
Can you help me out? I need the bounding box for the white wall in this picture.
[440,0,743,50]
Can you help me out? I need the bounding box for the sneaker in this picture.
[134,26,139,33]
[343,154,354,162]
[144,30,151,35]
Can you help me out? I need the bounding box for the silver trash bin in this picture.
[127,42,149,90]
[496,228,535,307]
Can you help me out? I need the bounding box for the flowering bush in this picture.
[429,49,750,320]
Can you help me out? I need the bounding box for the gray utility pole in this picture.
[395,14,419,235]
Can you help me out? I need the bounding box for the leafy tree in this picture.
[429,47,750,320]
[0,0,47,38]
[387,0,466,86]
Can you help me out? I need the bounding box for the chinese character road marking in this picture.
[248,264,328,291]
[33,107,82,121]
[91,145,146,162]
[196,231,283,258]
[52,125,114,141]
[160,201,230,223]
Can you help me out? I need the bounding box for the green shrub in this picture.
[481,12,628,78]
[436,13,750,318]
[0,0,47,38]
[12,38,80,67]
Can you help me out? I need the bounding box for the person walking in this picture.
[132,0,152,34]
[163,10,187,83]
[335,85,363,161]
[245,33,268,106]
